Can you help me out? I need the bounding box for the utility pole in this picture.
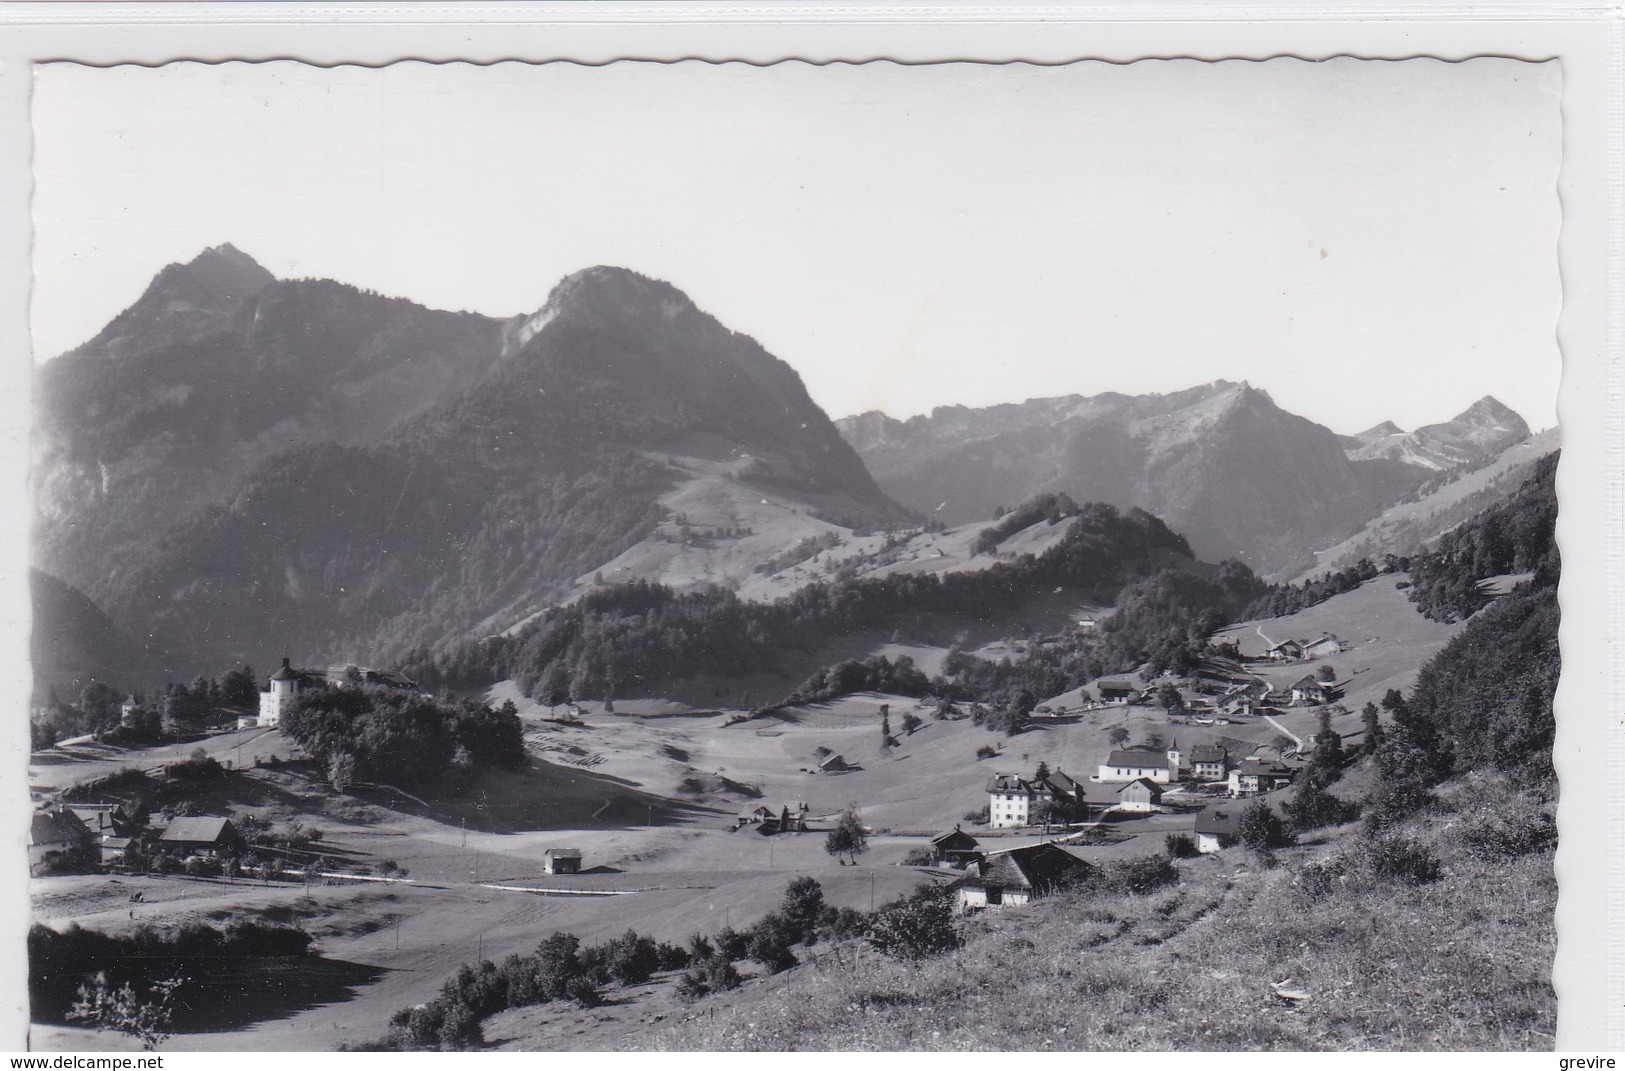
[869,871,876,911]
[395,918,400,950]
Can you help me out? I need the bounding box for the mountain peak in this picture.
[62,242,276,360]
[1454,396,1523,426]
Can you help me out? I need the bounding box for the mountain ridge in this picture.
[34,248,908,682]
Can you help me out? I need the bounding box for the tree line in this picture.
[403,501,1208,704]
[1404,451,1558,623]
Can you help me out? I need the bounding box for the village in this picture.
[31,611,1363,917]
[23,556,1494,1049]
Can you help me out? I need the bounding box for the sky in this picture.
[30,57,1562,434]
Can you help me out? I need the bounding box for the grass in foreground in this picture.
[645,774,1554,1051]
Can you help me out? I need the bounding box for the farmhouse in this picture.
[1290,676,1334,706]
[1189,745,1229,781]
[1301,634,1342,659]
[778,801,810,832]
[542,848,582,875]
[158,816,243,857]
[1113,777,1164,813]
[30,809,96,874]
[930,826,983,869]
[1194,804,1243,853]
[956,843,1091,911]
[736,805,778,831]
[818,752,851,774]
[100,836,134,868]
[1096,678,1137,703]
[1098,746,1176,784]
[1265,639,1304,661]
[1229,757,1296,797]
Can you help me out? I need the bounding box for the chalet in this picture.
[1194,804,1243,853]
[956,843,1091,911]
[736,804,779,831]
[1189,745,1229,781]
[30,809,96,874]
[119,696,140,725]
[1096,678,1137,703]
[157,816,243,857]
[1301,634,1342,659]
[1114,777,1164,813]
[1229,757,1296,797]
[542,848,582,875]
[929,826,983,869]
[779,801,810,832]
[1265,639,1304,661]
[1290,676,1333,706]
[1098,746,1176,784]
[818,752,851,774]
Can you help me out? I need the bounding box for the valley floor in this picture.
[29,573,1526,1051]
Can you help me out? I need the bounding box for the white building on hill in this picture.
[1097,745,1178,783]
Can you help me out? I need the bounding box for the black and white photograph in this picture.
[8,12,1613,1054]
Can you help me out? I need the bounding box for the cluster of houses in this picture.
[28,806,244,876]
[1094,672,1337,718]
[980,740,1302,834]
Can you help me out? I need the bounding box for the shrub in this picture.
[779,877,825,945]
[865,885,961,959]
[902,847,936,867]
[1292,856,1350,902]
[975,745,998,760]
[962,805,990,824]
[1238,801,1295,850]
[602,929,661,986]
[1164,833,1198,859]
[676,956,743,1002]
[1458,810,1556,860]
[713,927,751,962]
[1095,854,1179,895]
[747,920,798,974]
[822,905,868,940]
[1367,836,1443,885]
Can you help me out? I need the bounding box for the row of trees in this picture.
[32,667,261,750]
[364,873,958,1051]
[1242,555,1405,621]
[403,500,1206,702]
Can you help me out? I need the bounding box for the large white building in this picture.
[1097,745,1179,783]
[257,659,302,727]
[985,770,1084,829]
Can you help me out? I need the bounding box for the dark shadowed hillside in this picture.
[34,254,908,677]
[29,569,169,704]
